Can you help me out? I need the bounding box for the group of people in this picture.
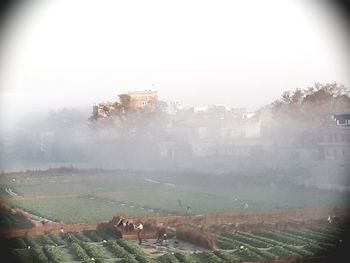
[116,218,136,233]
[115,217,144,244]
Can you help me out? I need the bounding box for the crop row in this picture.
[105,240,138,263]
[43,244,67,263]
[222,232,272,248]
[69,242,94,263]
[79,242,109,263]
[116,239,157,263]
[217,228,338,260]
[283,229,335,245]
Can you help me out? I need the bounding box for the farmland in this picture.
[0,168,349,262]
[0,168,348,224]
[0,206,33,229]
[2,225,345,263]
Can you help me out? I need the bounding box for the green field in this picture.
[1,169,349,223]
[3,225,342,263]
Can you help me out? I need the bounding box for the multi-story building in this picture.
[319,113,350,160]
[127,90,158,109]
[90,90,158,121]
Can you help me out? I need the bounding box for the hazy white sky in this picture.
[0,0,349,128]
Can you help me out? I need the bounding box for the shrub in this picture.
[157,253,181,263]
[105,240,138,263]
[213,250,241,262]
[176,225,216,250]
[268,246,300,258]
[37,235,56,246]
[69,242,94,263]
[80,242,109,263]
[222,232,271,248]
[10,248,34,263]
[83,231,104,242]
[191,251,223,263]
[174,252,197,263]
[43,245,67,263]
[116,240,157,263]
[256,231,306,246]
[75,232,92,242]
[6,237,27,249]
[216,236,240,250]
[48,234,66,246]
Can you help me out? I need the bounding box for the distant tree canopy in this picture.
[267,82,350,143]
[271,82,350,121]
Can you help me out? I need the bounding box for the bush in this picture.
[191,251,223,263]
[80,242,109,263]
[174,252,197,263]
[83,231,104,242]
[37,235,56,246]
[105,240,138,263]
[69,242,94,263]
[231,247,264,262]
[213,250,241,262]
[157,253,181,263]
[223,232,271,248]
[268,246,300,258]
[176,225,216,250]
[75,232,92,242]
[10,248,34,263]
[216,236,240,250]
[256,231,306,246]
[116,240,157,263]
[43,245,67,263]
[48,234,66,246]
[6,237,27,249]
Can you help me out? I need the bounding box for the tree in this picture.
[267,82,350,143]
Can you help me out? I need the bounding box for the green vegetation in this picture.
[43,245,67,263]
[105,240,138,263]
[1,169,347,224]
[3,226,340,263]
[116,239,157,263]
[69,242,94,263]
[0,209,33,229]
[80,242,109,263]
[216,227,339,259]
[173,252,197,263]
[157,253,181,263]
[213,250,241,262]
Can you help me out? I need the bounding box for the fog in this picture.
[0,0,350,131]
[1,83,349,197]
[0,0,350,212]
[2,3,350,262]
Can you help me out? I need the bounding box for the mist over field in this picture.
[1,1,350,262]
[1,83,350,194]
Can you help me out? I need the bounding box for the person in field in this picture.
[128,222,135,232]
[125,221,129,232]
[136,222,143,245]
[156,227,166,245]
[117,218,124,228]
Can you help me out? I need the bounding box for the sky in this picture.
[0,0,349,129]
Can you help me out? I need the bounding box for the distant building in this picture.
[168,100,183,115]
[193,106,208,113]
[319,113,350,160]
[127,90,158,109]
[334,113,350,126]
[90,90,158,121]
[191,139,272,157]
[242,112,255,119]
